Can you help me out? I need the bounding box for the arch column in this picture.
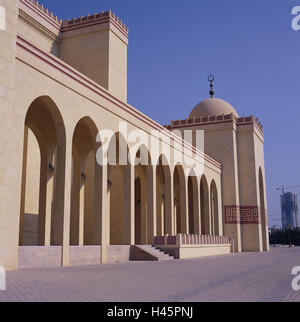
[83,151,97,245]
[210,184,217,235]
[78,160,85,246]
[200,176,211,235]
[191,176,200,234]
[180,174,189,234]
[100,165,109,263]
[196,177,202,234]
[165,170,175,235]
[93,156,103,246]
[51,146,67,246]
[146,165,157,244]
[70,156,86,246]
[124,164,135,245]
[62,141,72,266]
[38,148,54,246]
[70,156,81,245]
[140,178,147,244]
[156,174,164,236]
[208,189,212,235]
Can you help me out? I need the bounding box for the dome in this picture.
[189,98,239,119]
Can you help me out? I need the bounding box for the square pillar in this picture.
[165,170,175,235]
[62,143,72,267]
[100,165,109,263]
[146,165,157,244]
[180,175,189,234]
[124,164,134,245]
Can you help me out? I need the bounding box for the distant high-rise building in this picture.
[281,192,298,229]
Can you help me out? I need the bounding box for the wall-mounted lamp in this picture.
[81,172,87,182]
[48,163,55,174]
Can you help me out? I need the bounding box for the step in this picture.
[132,245,175,261]
[138,247,169,255]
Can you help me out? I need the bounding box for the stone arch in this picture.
[19,96,66,246]
[173,163,188,234]
[259,168,268,251]
[200,175,210,235]
[210,180,219,235]
[70,116,101,246]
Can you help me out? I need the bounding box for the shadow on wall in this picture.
[23,213,38,246]
[50,37,61,57]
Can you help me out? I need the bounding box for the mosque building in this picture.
[0,0,269,270]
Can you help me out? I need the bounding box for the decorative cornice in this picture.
[19,9,61,43]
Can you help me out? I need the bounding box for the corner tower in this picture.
[60,11,128,102]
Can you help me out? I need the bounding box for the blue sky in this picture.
[41,0,300,228]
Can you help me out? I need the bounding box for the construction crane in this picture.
[276,185,300,194]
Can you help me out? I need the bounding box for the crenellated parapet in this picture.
[237,116,263,132]
[24,0,62,25]
[61,10,128,35]
[21,1,129,36]
[165,113,263,133]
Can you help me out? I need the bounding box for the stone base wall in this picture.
[107,245,131,263]
[18,246,62,268]
[18,245,132,268]
[160,245,231,259]
[69,246,101,266]
[179,245,231,259]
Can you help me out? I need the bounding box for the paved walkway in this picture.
[0,247,300,302]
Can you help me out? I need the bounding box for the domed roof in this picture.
[189,98,239,119]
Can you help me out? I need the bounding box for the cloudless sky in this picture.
[41,0,300,228]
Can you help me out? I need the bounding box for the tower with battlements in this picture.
[166,96,269,252]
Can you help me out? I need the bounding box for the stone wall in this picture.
[18,245,132,268]
[107,245,130,263]
[18,246,62,268]
[0,0,20,270]
[69,246,101,266]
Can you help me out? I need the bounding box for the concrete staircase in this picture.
[130,245,175,261]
